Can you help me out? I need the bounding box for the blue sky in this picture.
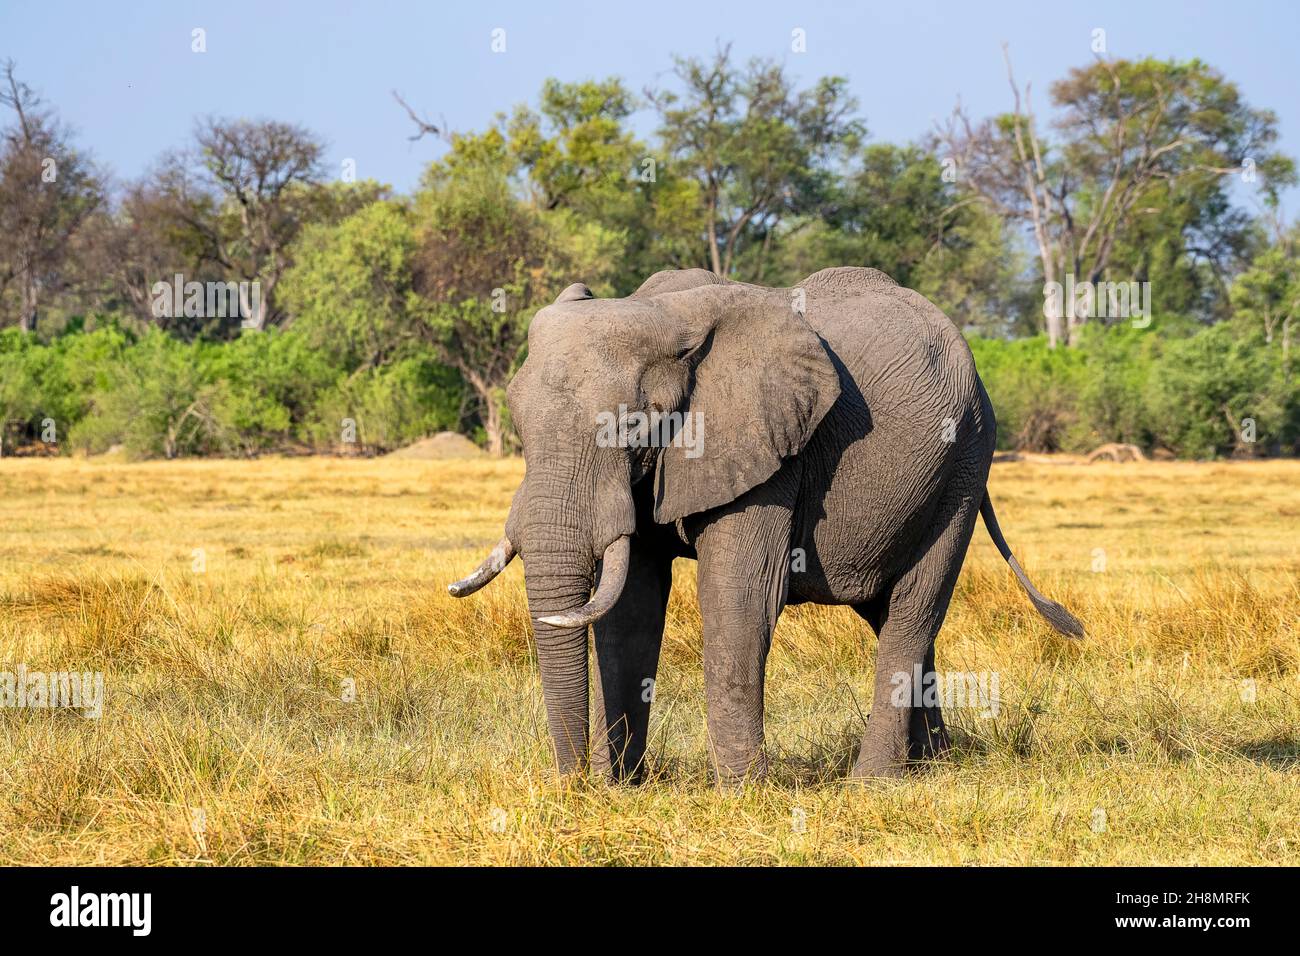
[4,0,1298,210]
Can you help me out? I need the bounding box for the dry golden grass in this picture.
[0,456,1297,865]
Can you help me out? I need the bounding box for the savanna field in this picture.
[0,455,1297,865]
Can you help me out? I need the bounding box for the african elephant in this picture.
[449,266,1082,784]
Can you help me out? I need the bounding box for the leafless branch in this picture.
[393,91,447,143]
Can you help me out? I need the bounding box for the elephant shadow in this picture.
[787,339,874,600]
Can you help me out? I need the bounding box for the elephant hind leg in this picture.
[851,491,981,780]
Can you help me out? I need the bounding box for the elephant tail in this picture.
[979,493,1085,638]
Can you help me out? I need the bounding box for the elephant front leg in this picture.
[591,545,671,783]
[700,612,772,785]
[694,498,794,787]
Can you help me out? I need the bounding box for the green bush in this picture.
[0,325,127,451]
[0,328,43,443]
[304,357,463,452]
[1074,324,1160,451]
[69,330,234,459]
[1147,325,1299,457]
[2,310,1295,461]
[969,323,1300,457]
[967,334,1087,451]
[0,319,468,459]
[204,330,338,453]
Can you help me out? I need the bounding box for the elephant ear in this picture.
[652,285,840,524]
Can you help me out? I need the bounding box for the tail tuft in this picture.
[981,493,1085,639]
[1008,558,1085,638]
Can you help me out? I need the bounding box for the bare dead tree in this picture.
[189,117,326,330]
[935,46,1280,346]
[0,60,104,332]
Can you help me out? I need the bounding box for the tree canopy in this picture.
[0,49,1296,459]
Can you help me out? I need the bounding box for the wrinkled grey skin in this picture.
[450,267,1082,784]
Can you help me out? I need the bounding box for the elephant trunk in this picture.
[522,540,596,775]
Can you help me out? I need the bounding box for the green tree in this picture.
[939,54,1295,345]
[504,78,704,290]
[305,357,461,453]
[651,44,863,279]
[1230,223,1299,378]
[507,78,643,214]
[410,134,620,453]
[768,143,1026,332]
[281,199,421,370]
[1148,323,1296,457]
[204,328,339,453]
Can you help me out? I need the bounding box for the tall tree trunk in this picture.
[484,397,504,457]
[707,194,722,275]
[459,366,508,457]
[18,257,37,333]
[1042,256,1062,349]
[1283,314,1293,383]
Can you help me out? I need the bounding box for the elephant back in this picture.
[797,266,899,297]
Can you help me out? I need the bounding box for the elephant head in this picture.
[447,269,840,772]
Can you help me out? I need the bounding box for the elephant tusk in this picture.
[535,535,631,629]
[447,537,516,597]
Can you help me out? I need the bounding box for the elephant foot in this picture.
[849,718,949,782]
[849,745,950,784]
[847,755,906,783]
[712,750,769,790]
[850,715,910,782]
[596,763,650,787]
[592,749,649,786]
[907,709,951,763]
